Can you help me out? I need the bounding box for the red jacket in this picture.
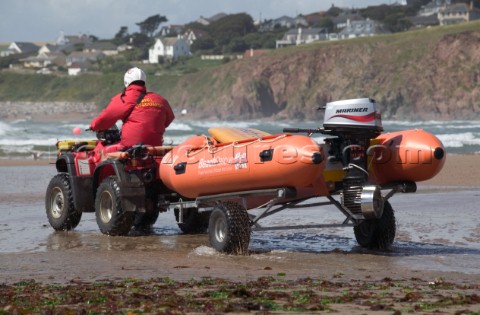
[90,84,175,147]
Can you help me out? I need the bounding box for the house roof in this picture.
[56,32,91,46]
[441,3,479,14]
[161,37,182,46]
[273,15,295,23]
[332,13,364,25]
[187,29,210,39]
[67,51,104,60]
[21,51,66,62]
[12,42,39,54]
[285,27,326,35]
[84,42,117,51]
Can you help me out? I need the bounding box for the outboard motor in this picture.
[323,98,384,219]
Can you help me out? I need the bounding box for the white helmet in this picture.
[124,67,146,87]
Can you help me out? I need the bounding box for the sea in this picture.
[0,118,479,159]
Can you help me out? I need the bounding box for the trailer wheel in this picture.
[45,173,82,231]
[208,201,251,255]
[354,200,396,250]
[174,207,209,234]
[95,176,134,236]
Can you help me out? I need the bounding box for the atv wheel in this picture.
[95,176,134,236]
[208,201,251,255]
[354,200,396,250]
[133,210,159,231]
[174,207,209,234]
[45,173,82,230]
[133,185,162,230]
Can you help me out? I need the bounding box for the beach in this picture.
[0,153,479,313]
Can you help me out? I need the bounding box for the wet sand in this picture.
[0,154,479,313]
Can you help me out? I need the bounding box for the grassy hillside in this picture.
[0,58,224,108]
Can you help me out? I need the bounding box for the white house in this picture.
[337,18,388,39]
[148,37,190,63]
[438,2,480,25]
[276,28,328,48]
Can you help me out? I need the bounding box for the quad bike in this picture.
[45,126,205,236]
[45,98,445,255]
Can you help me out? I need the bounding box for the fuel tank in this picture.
[159,134,326,199]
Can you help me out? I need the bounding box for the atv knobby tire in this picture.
[174,207,209,234]
[45,173,82,231]
[95,176,134,236]
[208,201,251,255]
[133,210,159,230]
[353,200,396,250]
[133,185,162,230]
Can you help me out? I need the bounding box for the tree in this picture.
[190,37,216,53]
[130,32,152,49]
[209,13,256,45]
[242,31,283,49]
[318,18,334,33]
[113,26,129,45]
[136,14,168,37]
[225,37,248,53]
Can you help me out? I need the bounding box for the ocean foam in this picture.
[167,121,194,131]
[0,121,10,136]
[192,245,220,256]
[437,132,480,148]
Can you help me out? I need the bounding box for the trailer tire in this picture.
[95,176,134,236]
[45,173,82,231]
[174,207,209,234]
[208,201,251,255]
[353,200,396,251]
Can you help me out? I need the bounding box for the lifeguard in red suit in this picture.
[90,67,175,149]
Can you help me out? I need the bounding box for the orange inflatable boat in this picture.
[159,103,445,201]
[159,129,326,199]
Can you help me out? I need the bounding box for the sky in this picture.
[0,0,392,43]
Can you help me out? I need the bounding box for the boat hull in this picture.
[159,134,326,199]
